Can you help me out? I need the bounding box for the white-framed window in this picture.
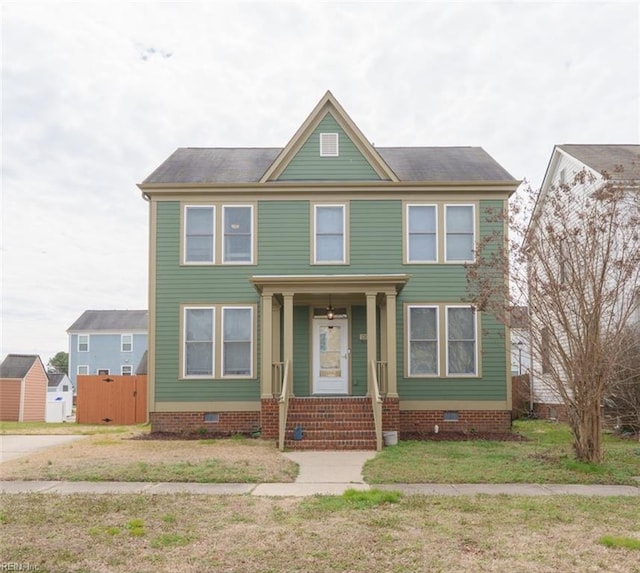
[222,307,253,377]
[446,306,477,376]
[121,334,133,352]
[121,365,133,376]
[184,307,215,377]
[185,205,215,263]
[223,205,253,264]
[97,368,110,375]
[314,204,346,263]
[407,204,437,263]
[319,133,339,157]
[445,205,475,262]
[407,305,439,376]
[77,365,89,375]
[78,335,89,352]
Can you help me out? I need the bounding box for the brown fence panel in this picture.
[76,375,147,425]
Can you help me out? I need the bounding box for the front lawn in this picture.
[364,420,640,485]
[0,432,297,483]
[1,492,638,572]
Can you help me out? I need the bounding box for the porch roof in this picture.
[250,274,409,295]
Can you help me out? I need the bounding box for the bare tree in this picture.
[605,324,640,439]
[467,169,640,463]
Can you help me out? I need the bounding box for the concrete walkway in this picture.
[1,450,638,497]
[0,435,85,463]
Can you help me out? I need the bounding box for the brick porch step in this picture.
[284,397,377,450]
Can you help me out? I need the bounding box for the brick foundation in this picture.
[400,410,512,436]
[260,398,279,439]
[382,397,400,432]
[150,411,260,434]
[533,402,569,423]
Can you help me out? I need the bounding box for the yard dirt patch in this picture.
[401,431,529,442]
[0,431,297,483]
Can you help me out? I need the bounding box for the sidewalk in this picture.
[1,450,638,497]
[1,480,638,497]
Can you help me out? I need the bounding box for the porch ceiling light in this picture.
[326,296,335,321]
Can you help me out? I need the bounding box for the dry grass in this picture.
[0,421,140,435]
[0,432,297,483]
[1,493,639,572]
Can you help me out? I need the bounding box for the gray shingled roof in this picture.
[142,146,515,185]
[67,310,148,332]
[558,145,640,181]
[136,351,148,375]
[47,372,66,388]
[0,354,41,379]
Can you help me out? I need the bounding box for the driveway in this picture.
[0,435,85,463]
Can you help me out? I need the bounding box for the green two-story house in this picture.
[139,91,519,449]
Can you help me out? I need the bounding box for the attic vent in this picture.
[320,133,339,157]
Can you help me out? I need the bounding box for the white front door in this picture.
[312,318,349,395]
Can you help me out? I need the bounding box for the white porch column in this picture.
[260,293,273,398]
[366,292,377,388]
[385,291,398,398]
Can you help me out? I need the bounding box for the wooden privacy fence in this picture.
[76,375,147,425]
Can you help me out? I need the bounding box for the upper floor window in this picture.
[314,204,346,264]
[223,206,253,264]
[319,133,339,157]
[185,206,215,263]
[184,307,215,377]
[121,365,133,376]
[445,205,475,262]
[121,334,133,353]
[77,365,89,375]
[407,205,437,263]
[408,305,439,376]
[446,306,477,376]
[78,335,89,353]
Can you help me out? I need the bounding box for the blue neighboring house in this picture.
[67,310,148,386]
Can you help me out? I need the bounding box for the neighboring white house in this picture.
[47,372,74,419]
[510,306,531,376]
[528,144,640,419]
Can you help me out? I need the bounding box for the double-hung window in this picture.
[184,307,215,377]
[446,306,477,375]
[445,205,475,262]
[121,334,133,352]
[408,306,439,375]
[407,205,437,263]
[77,365,89,375]
[78,335,89,352]
[121,365,133,376]
[185,206,215,263]
[222,307,253,377]
[314,205,345,263]
[223,206,253,263]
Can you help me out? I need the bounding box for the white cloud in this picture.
[1,1,638,364]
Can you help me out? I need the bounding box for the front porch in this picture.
[251,274,408,450]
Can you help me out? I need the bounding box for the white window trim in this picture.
[222,205,254,265]
[97,368,110,375]
[77,365,89,375]
[444,204,476,264]
[445,305,478,377]
[221,306,254,378]
[184,205,216,265]
[183,306,216,379]
[407,304,440,377]
[78,334,89,353]
[406,204,438,264]
[121,365,133,376]
[313,204,346,264]
[319,132,339,157]
[121,334,133,353]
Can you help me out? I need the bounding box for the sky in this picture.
[2,1,639,367]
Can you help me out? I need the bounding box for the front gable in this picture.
[261,91,398,183]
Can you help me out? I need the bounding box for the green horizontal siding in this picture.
[153,199,508,404]
[278,113,381,181]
